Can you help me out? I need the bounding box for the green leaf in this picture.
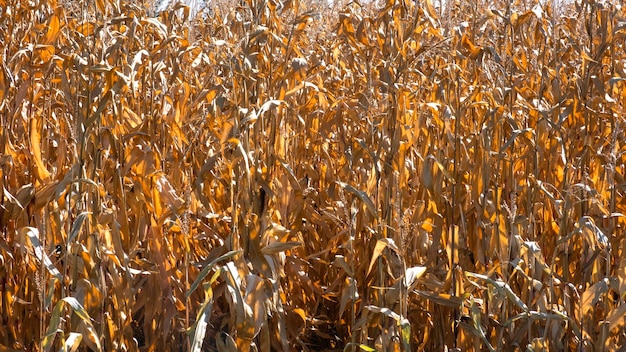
[62,298,101,351]
[189,280,217,352]
[400,318,411,351]
[42,297,101,352]
[42,300,64,352]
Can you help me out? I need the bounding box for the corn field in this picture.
[1,0,626,350]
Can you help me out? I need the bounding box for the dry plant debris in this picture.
[1,0,626,350]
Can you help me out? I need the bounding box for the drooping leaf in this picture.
[187,250,242,299]
[337,181,377,218]
[19,227,62,280]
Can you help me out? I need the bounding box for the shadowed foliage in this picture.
[1,0,626,350]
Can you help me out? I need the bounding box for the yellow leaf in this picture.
[76,21,95,36]
[44,15,60,45]
[416,291,463,308]
[405,266,427,288]
[607,303,626,333]
[425,0,439,20]
[96,0,105,14]
[34,44,55,63]
[29,116,51,183]
[367,238,398,276]
[19,227,62,280]
[292,308,306,323]
[261,241,302,255]
[446,225,460,269]
[580,49,598,64]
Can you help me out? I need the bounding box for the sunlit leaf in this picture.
[261,241,301,255]
[61,332,82,352]
[19,227,62,280]
[337,181,377,218]
[187,250,242,299]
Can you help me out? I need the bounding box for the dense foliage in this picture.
[1,0,626,350]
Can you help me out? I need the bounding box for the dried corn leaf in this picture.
[261,241,301,255]
[187,250,241,298]
[337,181,377,218]
[606,303,626,333]
[42,297,101,352]
[367,238,398,277]
[29,117,51,183]
[189,269,221,352]
[19,227,62,280]
[416,290,463,308]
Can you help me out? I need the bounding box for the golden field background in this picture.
[1,0,626,350]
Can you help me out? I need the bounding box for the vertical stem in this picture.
[452,71,460,349]
[350,199,357,352]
